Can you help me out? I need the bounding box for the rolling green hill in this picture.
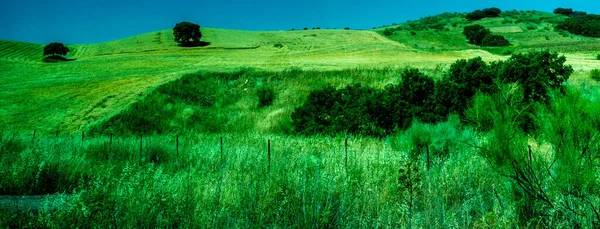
[3,9,600,228]
[1,10,599,134]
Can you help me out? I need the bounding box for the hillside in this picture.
[1,10,600,134]
[3,9,600,228]
[376,10,600,57]
[0,28,498,133]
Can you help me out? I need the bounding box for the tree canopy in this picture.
[43,42,70,57]
[463,24,510,46]
[173,22,203,47]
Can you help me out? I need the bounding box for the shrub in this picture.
[434,57,496,117]
[256,86,275,107]
[481,34,511,46]
[526,25,536,30]
[273,43,283,48]
[344,27,350,30]
[383,28,393,36]
[596,54,600,60]
[173,22,203,47]
[463,24,510,46]
[556,14,600,38]
[553,7,574,16]
[291,68,436,136]
[466,7,501,21]
[43,42,70,57]
[463,24,491,45]
[410,31,416,36]
[497,51,573,103]
[590,69,600,81]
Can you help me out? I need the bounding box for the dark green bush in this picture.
[497,51,573,103]
[383,28,393,36]
[434,57,497,118]
[256,86,275,107]
[410,31,416,36]
[0,134,27,155]
[556,14,600,37]
[291,68,436,137]
[463,24,510,47]
[463,24,490,45]
[590,69,600,81]
[173,22,203,47]
[466,8,501,21]
[553,7,574,16]
[596,54,600,60]
[481,34,511,46]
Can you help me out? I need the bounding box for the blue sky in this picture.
[0,0,597,44]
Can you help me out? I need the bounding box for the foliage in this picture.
[553,7,574,16]
[466,7,502,21]
[556,14,600,38]
[481,34,511,46]
[473,88,600,227]
[463,25,490,45]
[553,8,587,17]
[596,54,600,60]
[173,22,203,46]
[383,28,394,36]
[434,56,496,118]
[89,72,242,136]
[292,51,571,136]
[291,68,436,137]
[43,42,70,56]
[496,51,573,103]
[590,69,600,81]
[256,86,275,107]
[463,24,510,46]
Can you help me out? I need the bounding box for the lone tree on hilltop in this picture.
[173,22,203,47]
[43,42,70,57]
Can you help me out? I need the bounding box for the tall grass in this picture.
[0,121,517,228]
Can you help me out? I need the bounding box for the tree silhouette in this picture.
[43,42,70,57]
[173,22,203,47]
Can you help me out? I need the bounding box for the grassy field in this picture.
[2,8,600,228]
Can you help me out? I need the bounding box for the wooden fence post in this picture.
[31,129,36,144]
[55,129,59,137]
[345,137,348,169]
[268,139,271,172]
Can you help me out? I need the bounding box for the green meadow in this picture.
[2,9,600,228]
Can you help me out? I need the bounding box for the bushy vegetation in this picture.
[256,86,275,107]
[88,71,245,136]
[463,24,511,46]
[590,69,600,81]
[173,21,203,47]
[2,51,600,227]
[292,51,571,137]
[466,7,502,21]
[556,14,600,37]
[553,7,587,17]
[43,42,70,57]
[291,68,436,137]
